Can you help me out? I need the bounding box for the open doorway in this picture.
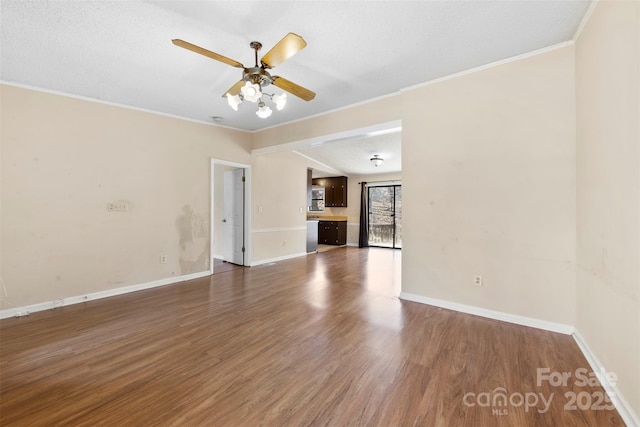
[211,159,251,273]
[368,184,402,248]
[251,119,401,265]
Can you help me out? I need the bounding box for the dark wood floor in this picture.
[0,248,624,426]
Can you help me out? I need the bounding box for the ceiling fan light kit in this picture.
[172,33,315,119]
[371,155,384,167]
[230,80,287,118]
[256,100,272,119]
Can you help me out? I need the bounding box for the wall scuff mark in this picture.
[175,205,209,275]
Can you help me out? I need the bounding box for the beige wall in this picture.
[401,46,577,325]
[250,151,309,262]
[1,84,251,309]
[575,0,640,417]
[253,96,402,150]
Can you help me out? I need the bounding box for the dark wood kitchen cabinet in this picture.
[318,220,347,245]
[312,176,348,207]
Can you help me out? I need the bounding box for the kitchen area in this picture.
[306,168,349,253]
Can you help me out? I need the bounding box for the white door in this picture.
[223,168,245,265]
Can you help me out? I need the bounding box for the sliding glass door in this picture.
[368,185,402,249]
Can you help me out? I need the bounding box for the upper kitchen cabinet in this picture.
[312,176,348,208]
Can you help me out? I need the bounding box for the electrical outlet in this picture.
[160,255,167,264]
[474,275,483,286]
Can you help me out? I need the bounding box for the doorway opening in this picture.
[368,184,402,249]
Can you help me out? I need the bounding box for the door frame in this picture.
[367,182,402,249]
[211,159,252,272]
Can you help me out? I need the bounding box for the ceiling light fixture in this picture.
[370,155,384,167]
[226,81,287,119]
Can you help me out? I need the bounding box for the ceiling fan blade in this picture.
[221,80,245,98]
[172,39,244,69]
[272,76,316,101]
[260,33,307,69]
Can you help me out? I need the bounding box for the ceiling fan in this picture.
[172,33,315,118]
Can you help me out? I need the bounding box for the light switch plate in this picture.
[108,201,129,212]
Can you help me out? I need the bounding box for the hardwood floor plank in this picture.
[0,247,625,426]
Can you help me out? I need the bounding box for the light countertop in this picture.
[307,215,348,221]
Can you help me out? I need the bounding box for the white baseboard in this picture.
[573,330,639,427]
[250,251,308,266]
[398,292,575,335]
[0,271,211,320]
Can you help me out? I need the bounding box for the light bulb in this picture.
[272,93,287,111]
[241,81,262,103]
[226,93,242,111]
[256,103,272,119]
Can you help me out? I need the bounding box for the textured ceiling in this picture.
[1,0,591,134]
[297,131,402,177]
[1,1,590,176]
